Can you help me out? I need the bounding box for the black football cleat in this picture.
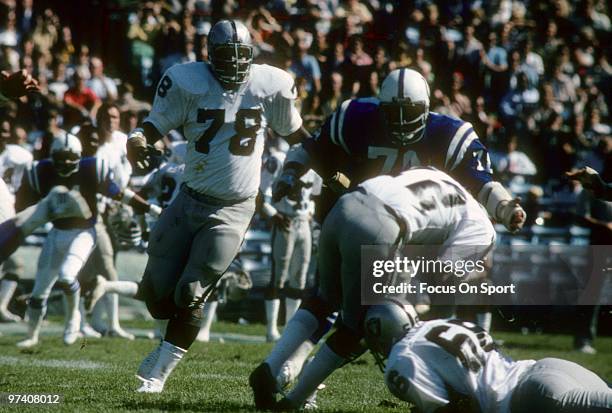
[249,362,277,410]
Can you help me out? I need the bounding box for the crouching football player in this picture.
[251,167,496,409]
[364,302,612,413]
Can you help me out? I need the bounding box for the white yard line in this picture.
[0,355,107,370]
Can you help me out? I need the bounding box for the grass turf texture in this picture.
[0,321,611,412]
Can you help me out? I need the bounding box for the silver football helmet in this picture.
[363,300,419,371]
[379,68,430,146]
[50,132,82,177]
[208,19,253,89]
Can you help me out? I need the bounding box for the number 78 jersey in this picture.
[385,319,535,413]
[145,62,302,201]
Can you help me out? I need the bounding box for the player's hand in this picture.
[272,212,291,231]
[566,167,605,198]
[127,130,161,171]
[498,197,526,233]
[0,69,40,98]
[272,172,298,203]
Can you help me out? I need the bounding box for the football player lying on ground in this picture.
[256,68,525,398]
[125,19,310,393]
[14,133,160,348]
[251,167,496,410]
[363,302,612,413]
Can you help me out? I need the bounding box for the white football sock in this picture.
[105,281,138,297]
[107,293,121,331]
[25,305,45,341]
[148,340,187,386]
[285,298,301,322]
[265,309,319,377]
[265,299,280,337]
[277,340,314,389]
[0,279,17,311]
[91,295,108,331]
[286,344,345,406]
[198,301,218,342]
[63,290,80,332]
[476,312,492,332]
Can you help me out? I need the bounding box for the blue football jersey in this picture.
[304,98,493,195]
[18,157,121,229]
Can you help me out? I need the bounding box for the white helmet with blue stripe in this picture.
[379,68,430,146]
[50,132,82,177]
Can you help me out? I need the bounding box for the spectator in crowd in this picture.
[63,69,100,129]
[290,29,322,94]
[88,57,118,102]
[500,71,540,134]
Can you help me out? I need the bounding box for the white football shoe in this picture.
[81,323,102,338]
[63,312,82,345]
[136,378,164,393]
[107,327,135,341]
[136,343,162,380]
[0,308,21,322]
[16,337,39,349]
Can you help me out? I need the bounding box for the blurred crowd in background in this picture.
[0,0,610,227]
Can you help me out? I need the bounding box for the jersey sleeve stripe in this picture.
[337,99,351,154]
[445,122,472,167]
[446,126,474,168]
[450,131,478,171]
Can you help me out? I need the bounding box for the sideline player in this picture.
[126,19,309,393]
[254,167,496,409]
[260,143,320,342]
[14,133,159,348]
[363,302,612,413]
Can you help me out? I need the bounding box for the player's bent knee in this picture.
[174,306,204,328]
[56,279,80,294]
[146,296,178,320]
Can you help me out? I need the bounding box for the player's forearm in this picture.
[119,189,160,216]
[283,125,310,146]
[477,181,513,221]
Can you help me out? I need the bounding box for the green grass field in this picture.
[0,320,611,413]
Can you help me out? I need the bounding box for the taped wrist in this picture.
[477,181,512,221]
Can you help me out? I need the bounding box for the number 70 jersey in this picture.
[145,62,302,201]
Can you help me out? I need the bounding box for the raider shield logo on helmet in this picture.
[207,20,253,89]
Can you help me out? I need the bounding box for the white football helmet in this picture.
[363,299,419,371]
[50,132,82,177]
[208,19,253,89]
[379,68,430,146]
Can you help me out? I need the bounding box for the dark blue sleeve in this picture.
[448,138,493,195]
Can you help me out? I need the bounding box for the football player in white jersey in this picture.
[78,103,136,340]
[0,129,32,322]
[126,19,308,393]
[363,302,612,413]
[252,167,496,409]
[260,144,321,342]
